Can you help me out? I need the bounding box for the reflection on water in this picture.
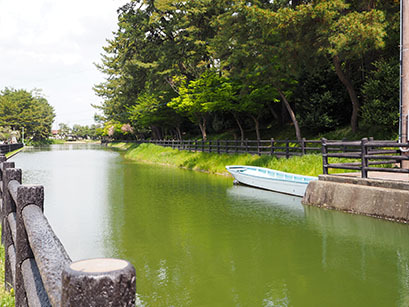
[10,145,409,306]
[10,144,122,260]
[227,185,304,221]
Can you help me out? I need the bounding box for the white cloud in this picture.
[0,0,128,128]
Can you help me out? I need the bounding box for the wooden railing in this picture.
[130,138,322,158]
[0,156,136,306]
[322,138,409,178]
[0,143,23,155]
[108,137,409,178]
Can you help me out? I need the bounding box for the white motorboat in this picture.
[226,165,317,197]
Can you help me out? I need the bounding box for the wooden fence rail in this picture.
[128,138,323,158]
[0,155,137,306]
[109,137,409,177]
[322,138,409,178]
[0,143,23,155]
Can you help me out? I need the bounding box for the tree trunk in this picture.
[175,126,182,140]
[198,115,207,141]
[276,87,302,141]
[157,127,162,140]
[333,55,360,133]
[151,126,158,139]
[281,101,288,124]
[250,115,261,141]
[232,112,245,142]
[268,103,279,120]
[153,126,162,140]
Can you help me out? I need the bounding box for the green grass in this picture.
[110,142,356,177]
[0,227,15,306]
[5,147,24,159]
[49,139,66,144]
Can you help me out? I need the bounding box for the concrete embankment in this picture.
[302,174,409,223]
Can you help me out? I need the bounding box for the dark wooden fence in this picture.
[0,143,23,155]
[322,138,409,178]
[0,155,136,306]
[108,137,409,178]
[131,138,322,158]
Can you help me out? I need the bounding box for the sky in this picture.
[0,0,128,129]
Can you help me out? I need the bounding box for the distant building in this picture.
[51,130,62,139]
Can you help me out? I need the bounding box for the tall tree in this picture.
[94,0,225,136]
[211,1,302,140]
[249,0,387,132]
[0,88,55,141]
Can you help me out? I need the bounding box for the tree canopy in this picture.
[94,0,400,140]
[0,88,55,141]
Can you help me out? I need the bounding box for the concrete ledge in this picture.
[319,174,409,191]
[302,180,409,223]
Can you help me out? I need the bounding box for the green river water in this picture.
[10,144,409,306]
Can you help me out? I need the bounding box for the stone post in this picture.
[0,155,7,180]
[62,258,136,306]
[15,185,44,307]
[2,165,20,290]
[0,156,9,244]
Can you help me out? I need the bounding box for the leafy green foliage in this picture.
[94,0,399,140]
[169,71,239,139]
[361,59,399,134]
[0,88,55,141]
[56,123,103,140]
[294,65,349,133]
[248,0,388,132]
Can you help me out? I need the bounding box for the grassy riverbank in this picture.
[110,142,332,176]
[5,147,24,159]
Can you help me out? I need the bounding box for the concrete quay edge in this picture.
[302,176,409,224]
[318,174,409,191]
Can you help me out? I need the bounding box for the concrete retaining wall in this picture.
[302,175,409,223]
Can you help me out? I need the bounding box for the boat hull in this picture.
[226,166,316,197]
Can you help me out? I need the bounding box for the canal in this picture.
[10,144,409,306]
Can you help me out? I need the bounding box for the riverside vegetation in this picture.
[110,142,353,177]
[95,1,400,143]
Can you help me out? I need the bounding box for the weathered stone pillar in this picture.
[15,185,44,307]
[2,165,19,290]
[61,258,136,306]
[0,157,11,245]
